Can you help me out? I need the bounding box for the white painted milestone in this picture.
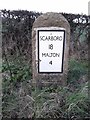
[38,29,65,73]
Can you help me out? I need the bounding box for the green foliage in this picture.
[2,54,89,119]
[2,57,89,118]
[31,83,89,118]
[2,55,32,117]
[66,82,89,119]
[67,59,88,87]
[2,56,32,84]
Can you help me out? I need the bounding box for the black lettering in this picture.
[42,53,46,57]
[49,44,53,50]
[40,35,63,41]
[49,61,52,65]
[42,53,60,57]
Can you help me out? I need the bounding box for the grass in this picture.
[2,55,32,83]
[67,59,88,88]
[2,57,89,118]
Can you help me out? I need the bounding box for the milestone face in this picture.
[38,29,65,73]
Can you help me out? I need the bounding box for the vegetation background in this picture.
[1,9,90,119]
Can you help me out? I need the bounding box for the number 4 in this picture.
[49,61,52,65]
